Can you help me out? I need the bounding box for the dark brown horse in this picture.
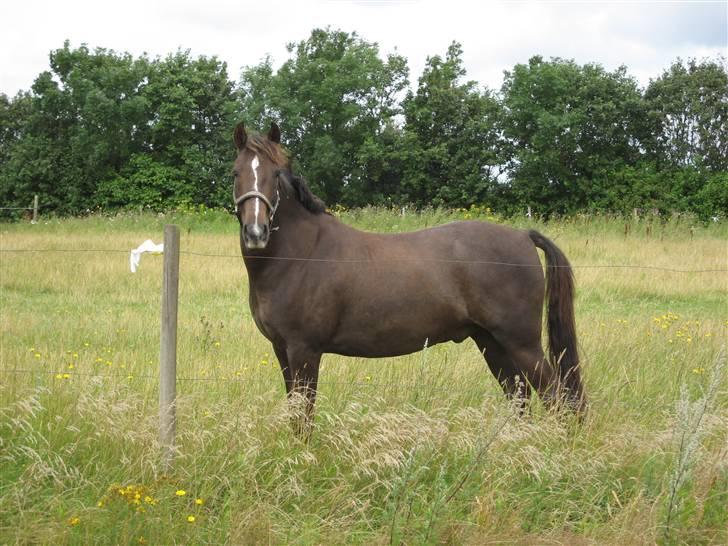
[232,122,586,430]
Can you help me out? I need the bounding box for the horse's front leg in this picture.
[286,345,321,440]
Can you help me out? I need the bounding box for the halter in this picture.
[233,173,281,225]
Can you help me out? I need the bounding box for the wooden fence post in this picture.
[160,224,180,472]
[32,195,38,224]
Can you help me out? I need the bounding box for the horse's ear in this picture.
[233,122,247,151]
[268,122,281,144]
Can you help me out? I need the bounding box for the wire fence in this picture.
[1,240,725,419]
[0,195,39,220]
[0,246,726,273]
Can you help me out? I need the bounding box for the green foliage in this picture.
[96,154,190,210]
[644,58,728,172]
[0,35,726,218]
[0,42,237,215]
[501,56,646,215]
[401,42,505,208]
[240,28,409,206]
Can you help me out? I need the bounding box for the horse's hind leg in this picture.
[472,330,531,409]
[474,319,563,411]
[491,330,561,410]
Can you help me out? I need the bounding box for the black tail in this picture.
[528,230,586,412]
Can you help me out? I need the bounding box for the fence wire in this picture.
[1,243,725,412]
[0,246,726,273]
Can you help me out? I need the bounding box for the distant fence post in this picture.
[32,195,38,224]
[159,224,180,472]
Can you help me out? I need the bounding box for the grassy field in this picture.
[1,208,726,545]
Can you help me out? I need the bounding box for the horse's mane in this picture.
[284,171,328,215]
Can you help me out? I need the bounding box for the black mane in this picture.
[280,170,327,215]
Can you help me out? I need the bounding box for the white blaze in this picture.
[251,155,261,225]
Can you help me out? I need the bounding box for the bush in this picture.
[96,154,193,211]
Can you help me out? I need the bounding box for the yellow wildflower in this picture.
[68,516,80,526]
[195,498,204,505]
[175,490,186,497]
[187,515,196,523]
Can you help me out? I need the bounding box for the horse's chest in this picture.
[249,290,284,342]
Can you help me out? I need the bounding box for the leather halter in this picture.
[233,175,281,225]
[235,190,275,212]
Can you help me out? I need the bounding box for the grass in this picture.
[0,208,726,545]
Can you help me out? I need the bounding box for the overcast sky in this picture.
[1,0,726,96]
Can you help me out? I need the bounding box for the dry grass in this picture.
[0,210,726,544]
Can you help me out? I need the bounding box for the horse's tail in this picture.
[528,230,586,411]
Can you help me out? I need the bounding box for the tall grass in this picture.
[1,209,726,544]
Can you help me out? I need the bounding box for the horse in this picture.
[232,122,586,433]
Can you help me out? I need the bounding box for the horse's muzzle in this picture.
[243,223,270,249]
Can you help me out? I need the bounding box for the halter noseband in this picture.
[233,172,281,225]
[235,190,275,212]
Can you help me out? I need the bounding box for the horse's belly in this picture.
[326,300,472,357]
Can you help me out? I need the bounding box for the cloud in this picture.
[1,0,725,96]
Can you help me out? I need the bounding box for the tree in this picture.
[0,43,238,213]
[401,42,506,208]
[130,50,237,208]
[644,58,728,172]
[501,56,646,215]
[240,28,409,206]
[0,42,152,213]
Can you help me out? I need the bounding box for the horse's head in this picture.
[232,122,288,250]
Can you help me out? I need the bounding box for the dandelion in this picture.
[214,341,221,347]
[34,353,41,359]
[195,498,204,505]
[138,537,147,545]
[55,374,63,379]
[175,490,186,497]
[692,367,705,375]
[62,373,70,379]
[68,516,80,526]
[187,515,196,523]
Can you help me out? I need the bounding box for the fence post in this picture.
[159,224,180,472]
[32,195,38,224]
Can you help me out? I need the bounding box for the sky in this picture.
[1,0,726,96]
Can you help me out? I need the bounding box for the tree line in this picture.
[1,29,726,219]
